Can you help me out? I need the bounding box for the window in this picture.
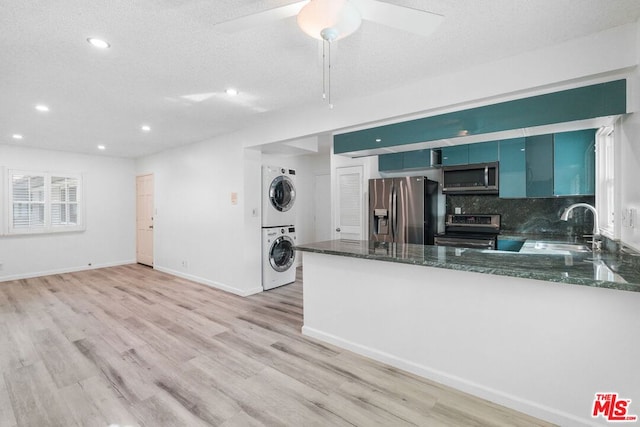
[596,127,616,239]
[7,170,83,234]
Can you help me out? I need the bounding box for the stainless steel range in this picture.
[434,214,501,250]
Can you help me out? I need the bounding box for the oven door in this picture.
[434,236,496,250]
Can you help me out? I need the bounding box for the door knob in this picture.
[336,227,341,232]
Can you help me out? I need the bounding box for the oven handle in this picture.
[435,239,494,249]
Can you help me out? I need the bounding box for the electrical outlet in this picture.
[455,207,462,214]
[181,260,188,269]
[252,208,258,217]
[622,208,636,228]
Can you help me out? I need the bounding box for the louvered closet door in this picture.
[136,174,154,266]
[335,166,363,240]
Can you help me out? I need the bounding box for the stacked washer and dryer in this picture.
[261,165,297,290]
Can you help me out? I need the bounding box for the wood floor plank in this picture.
[67,375,141,427]
[0,264,556,427]
[73,336,157,404]
[0,373,18,427]
[0,313,40,370]
[3,361,73,427]
[31,328,97,389]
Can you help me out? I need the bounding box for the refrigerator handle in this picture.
[392,186,398,241]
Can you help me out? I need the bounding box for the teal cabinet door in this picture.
[402,149,431,170]
[378,153,403,171]
[499,138,526,198]
[441,145,469,166]
[525,134,554,197]
[554,129,596,196]
[468,141,499,163]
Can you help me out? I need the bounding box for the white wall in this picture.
[136,138,266,296]
[0,145,136,281]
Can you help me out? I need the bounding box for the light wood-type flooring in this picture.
[0,264,555,426]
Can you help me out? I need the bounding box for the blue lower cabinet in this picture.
[441,145,469,166]
[554,129,596,196]
[499,138,526,198]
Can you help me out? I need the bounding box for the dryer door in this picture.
[269,175,296,212]
[269,236,296,272]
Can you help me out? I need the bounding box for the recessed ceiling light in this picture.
[87,38,110,49]
[35,104,49,112]
[375,138,382,142]
[225,88,239,96]
[12,134,23,140]
[141,125,151,132]
[97,145,106,150]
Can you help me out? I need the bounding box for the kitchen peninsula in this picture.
[297,240,640,426]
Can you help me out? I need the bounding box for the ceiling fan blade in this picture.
[214,1,307,34]
[351,0,443,37]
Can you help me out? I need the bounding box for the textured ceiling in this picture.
[1,0,640,158]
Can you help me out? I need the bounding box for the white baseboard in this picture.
[0,259,136,283]
[154,266,263,297]
[301,326,596,427]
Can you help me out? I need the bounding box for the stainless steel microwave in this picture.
[442,162,499,194]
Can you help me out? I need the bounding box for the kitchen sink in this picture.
[532,242,591,252]
[518,240,592,255]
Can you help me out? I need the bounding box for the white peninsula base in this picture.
[301,251,640,427]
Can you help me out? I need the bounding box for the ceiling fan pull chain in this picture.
[328,39,333,109]
[322,40,327,100]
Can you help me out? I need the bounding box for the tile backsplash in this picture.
[446,195,596,238]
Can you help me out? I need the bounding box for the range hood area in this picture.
[333,79,626,158]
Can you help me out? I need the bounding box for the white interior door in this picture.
[136,174,154,266]
[335,166,364,240]
[314,173,332,241]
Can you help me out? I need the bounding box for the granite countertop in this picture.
[296,240,640,293]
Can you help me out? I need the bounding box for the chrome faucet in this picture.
[560,203,601,251]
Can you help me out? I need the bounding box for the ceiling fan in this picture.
[215,0,443,107]
[216,0,442,40]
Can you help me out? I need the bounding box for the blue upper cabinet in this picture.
[525,134,554,197]
[553,129,596,196]
[499,138,526,198]
[335,80,625,155]
[441,145,469,166]
[441,141,498,166]
[378,153,404,171]
[378,149,432,171]
[402,149,432,170]
[468,141,499,163]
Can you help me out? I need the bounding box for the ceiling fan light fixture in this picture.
[297,0,362,41]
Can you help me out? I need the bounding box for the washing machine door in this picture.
[269,175,296,212]
[269,236,296,272]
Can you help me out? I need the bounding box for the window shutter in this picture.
[7,170,83,234]
[51,176,79,226]
[11,174,46,229]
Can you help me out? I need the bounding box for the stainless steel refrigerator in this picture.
[369,177,439,245]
